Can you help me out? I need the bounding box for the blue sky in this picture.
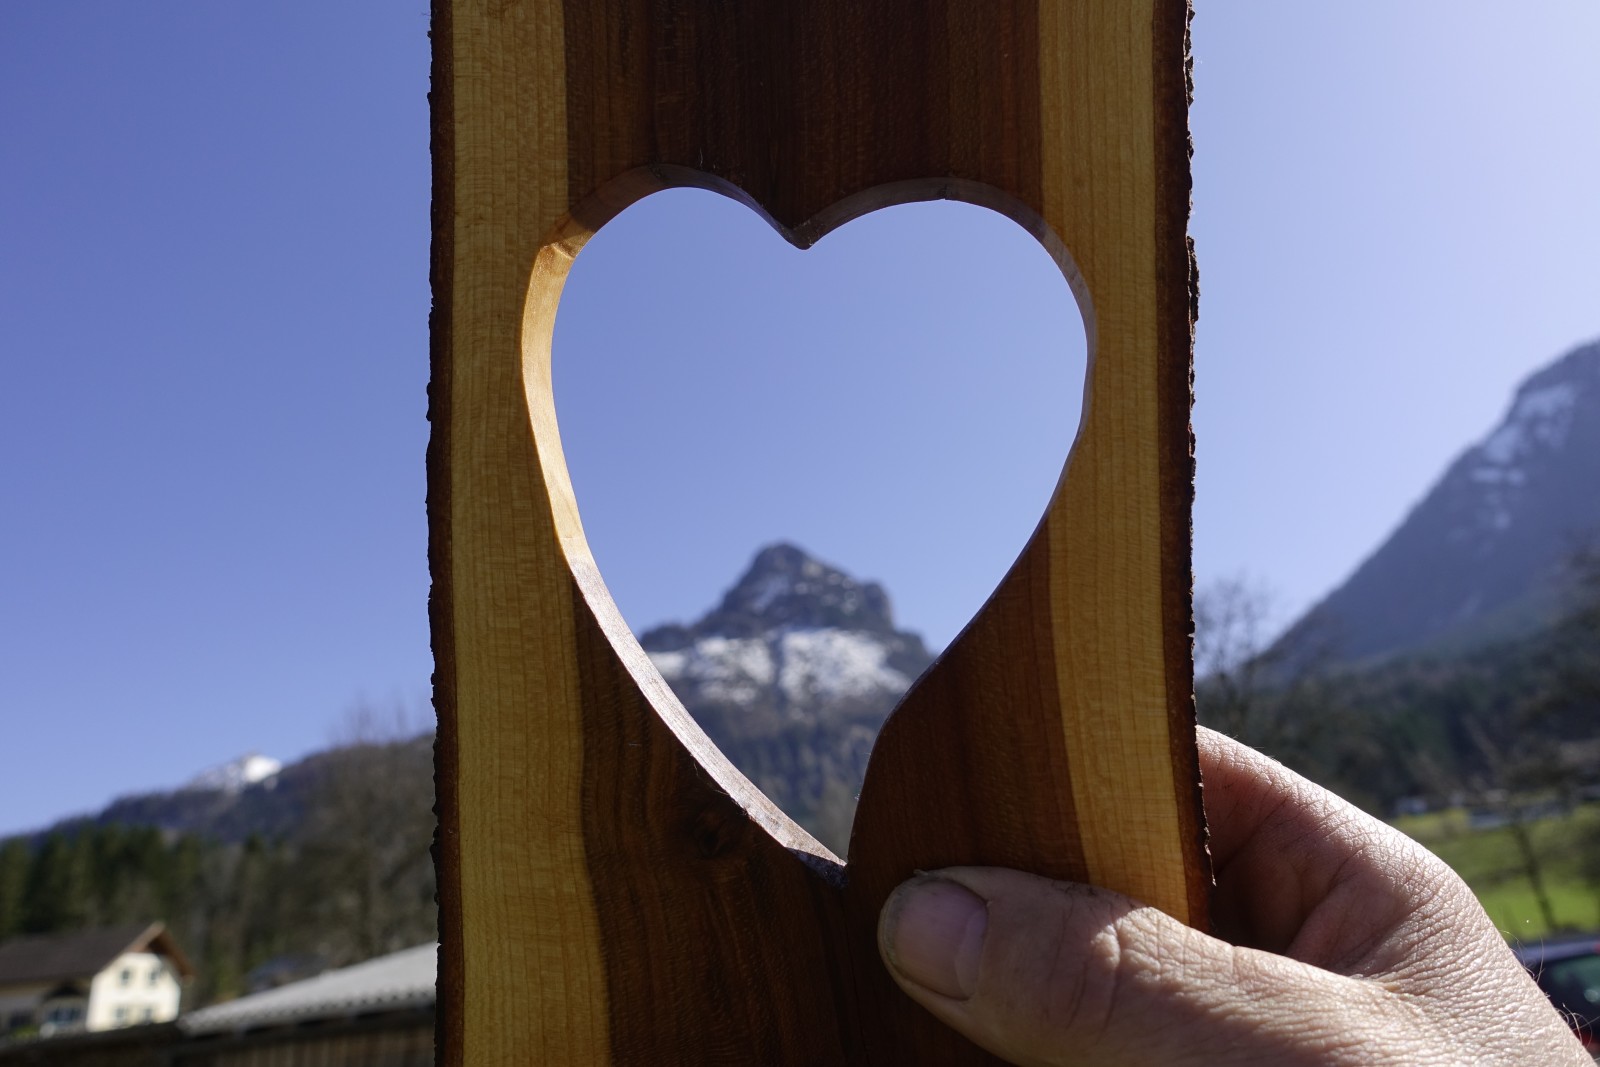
[3,4,1597,835]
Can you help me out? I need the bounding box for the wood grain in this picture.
[430,1,1207,1062]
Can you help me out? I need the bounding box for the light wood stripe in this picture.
[1038,0,1190,922]
[448,2,613,1062]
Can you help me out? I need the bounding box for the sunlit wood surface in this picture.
[430,1,1207,1062]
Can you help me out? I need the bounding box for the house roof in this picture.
[181,943,436,1035]
[0,923,194,986]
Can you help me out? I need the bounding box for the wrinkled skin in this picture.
[877,728,1589,1066]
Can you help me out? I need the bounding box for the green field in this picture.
[1394,804,1600,940]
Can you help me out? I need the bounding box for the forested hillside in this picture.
[1200,547,1600,818]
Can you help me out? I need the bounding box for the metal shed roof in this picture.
[180,943,436,1035]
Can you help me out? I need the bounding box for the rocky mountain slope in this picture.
[1282,339,1600,666]
[640,543,932,850]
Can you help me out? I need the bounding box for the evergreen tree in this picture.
[0,838,29,939]
[21,832,90,933]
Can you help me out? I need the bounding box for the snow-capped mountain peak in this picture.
[185,753,283,794]
[1280,338,1600,665]
[1461,355,1593,537]
[635,544,932,840]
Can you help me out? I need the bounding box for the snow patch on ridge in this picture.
[186,753,282,794]
[1460,382,1580,541]
[651,637,776,705]
[647,628,910,708]
[1477,383,1576,468]
[776,629,911,705]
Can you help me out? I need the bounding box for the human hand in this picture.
[877,727,1589,1065]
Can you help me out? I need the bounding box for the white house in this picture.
[0,922,192,1037]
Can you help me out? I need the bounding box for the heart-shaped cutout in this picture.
[552,188,1087,855]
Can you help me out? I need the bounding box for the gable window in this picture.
[148,966,161,986]
[118,967,132,986]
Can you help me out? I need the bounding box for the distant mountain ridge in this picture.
[34,737,431,846]
[1282,339,1600,665]
[26,545,922,857]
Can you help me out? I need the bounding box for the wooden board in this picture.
[429,1,1207,1062]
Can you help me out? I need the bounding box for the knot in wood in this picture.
[687,801,747,861]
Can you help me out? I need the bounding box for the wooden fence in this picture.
[0,1008,432,1067]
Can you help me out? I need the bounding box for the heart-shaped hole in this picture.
[553,188,1086,855]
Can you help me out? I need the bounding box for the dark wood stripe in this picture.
[571,577,852,1064]
[1151,0,1213,928]
[425,2,465,1064]
[845,523,1080,1064]
[561,0,1044,236]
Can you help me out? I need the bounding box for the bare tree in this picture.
[1191,577,1393,810]
[1549,540,1600,710]
[295,702,437,964]
[1406,542,1600,934]
[1192,575,1336,757]
[1543,540,1600,920]
[1193,576,1279,741]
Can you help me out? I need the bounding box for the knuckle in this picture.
[1028,887,1146,1044]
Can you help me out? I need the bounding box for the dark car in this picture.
[1514,934,1600,1057]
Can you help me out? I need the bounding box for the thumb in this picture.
[877,868,1405,1067]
